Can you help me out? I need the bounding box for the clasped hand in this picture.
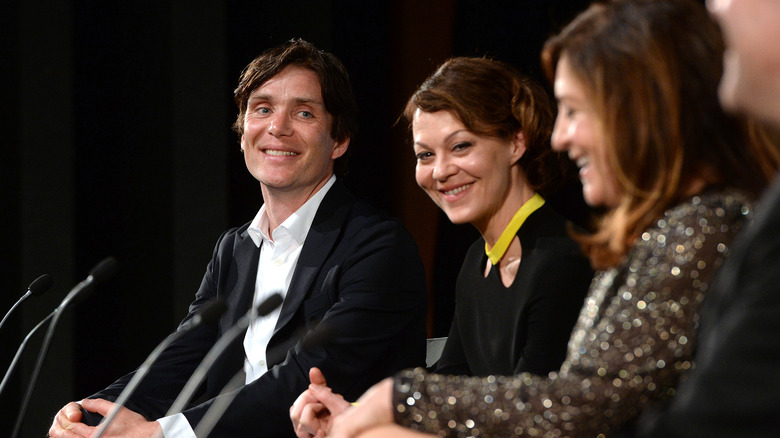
[290,367,395,438]
[49,398,162,438]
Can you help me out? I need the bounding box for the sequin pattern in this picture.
[393,190,752,437]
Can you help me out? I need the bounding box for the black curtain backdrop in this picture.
[1,1,593,435]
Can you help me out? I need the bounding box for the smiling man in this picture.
[48,39,427,438]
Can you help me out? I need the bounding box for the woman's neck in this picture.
[478,183,537,247]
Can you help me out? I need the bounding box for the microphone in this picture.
[61,257,119,308]
[93,298,228,438]
[11,257,119,438]
[0,273,54,333]
[164,293,284,417]
[194,321,336,437]
[0,313,54,398]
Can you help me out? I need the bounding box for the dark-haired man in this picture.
[49,39,427,438]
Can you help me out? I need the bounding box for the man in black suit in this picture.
[638,1,780,435]
[49,39,427,437]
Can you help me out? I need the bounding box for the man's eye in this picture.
[299,111,313,118]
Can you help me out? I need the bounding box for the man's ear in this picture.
[510,130,527,165]
[331,137,350,160]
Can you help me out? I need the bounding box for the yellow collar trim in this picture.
[485,193,545,265]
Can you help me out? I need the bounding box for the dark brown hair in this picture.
[541,0,780,268]
[403,57,570,197]
[233,39,357,175]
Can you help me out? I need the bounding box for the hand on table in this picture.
[290,367,352,438]
[49,398,161,438]
[328,378,394,438]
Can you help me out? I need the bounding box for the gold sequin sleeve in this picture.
[393,191,752,437]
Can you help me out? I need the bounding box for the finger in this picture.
[291,390,320,425]
[310,385,350,416]
[62,402,84,423]
[80,398,116,416]
[48,425,85,438]
[299,402,326,435]
[294,424,314,438]
[65,422,94,437]
[49,417,90,438]
[309,367,327,386]
[55,409,73,429]
[294,421,315,438]
[54,406,82,432]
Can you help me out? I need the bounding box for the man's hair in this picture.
[233,39,358,175]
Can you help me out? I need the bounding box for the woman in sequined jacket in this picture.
[290,1,780,437]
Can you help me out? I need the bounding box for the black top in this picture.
[435,202,593,377]
[395,189,753,437]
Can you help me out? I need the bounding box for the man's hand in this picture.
[48,399,162,438]
[290,367,352,438]
[328,378,394,438]
[49,402,87,438]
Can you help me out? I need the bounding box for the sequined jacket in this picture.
[393,190,752,437]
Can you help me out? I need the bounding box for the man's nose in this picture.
[268,112,292,137]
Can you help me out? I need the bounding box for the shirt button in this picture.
[259,360,266,367]
[273,258,283,266]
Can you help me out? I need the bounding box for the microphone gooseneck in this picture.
[93,299,227,438]
[0,273,54,333]
[164,293,284,418]
[0,313,55,398]
[194,320,336,437]
[11,258,118,438]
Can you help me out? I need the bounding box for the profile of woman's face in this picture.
[551,55,622,208]
[412,109,524,229]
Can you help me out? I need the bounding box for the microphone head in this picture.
[302,322,336,351]
[28,274,54,297]
[89,257,119,285]
[60,257,119,309]
[256,293,283,317]
[198,299,227,325]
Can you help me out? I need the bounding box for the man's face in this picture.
[240,66,349,201]
[708,0,780,125]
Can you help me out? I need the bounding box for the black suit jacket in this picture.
[92,181,428,437]
[637,178,780,436]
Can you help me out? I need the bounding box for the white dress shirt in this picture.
[157,176,335,437]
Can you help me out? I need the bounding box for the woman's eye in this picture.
[453,142,472,151]
[416,151,433,161]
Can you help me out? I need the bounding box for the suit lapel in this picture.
[274,181,354,334]
[230,228,260,326]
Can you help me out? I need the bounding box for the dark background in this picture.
[1,1,592,435]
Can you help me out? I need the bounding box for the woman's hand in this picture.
[290,367,352,438]
[328,378,395,438]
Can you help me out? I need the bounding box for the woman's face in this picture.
[412,109,525,228]
[551,55,622,208]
